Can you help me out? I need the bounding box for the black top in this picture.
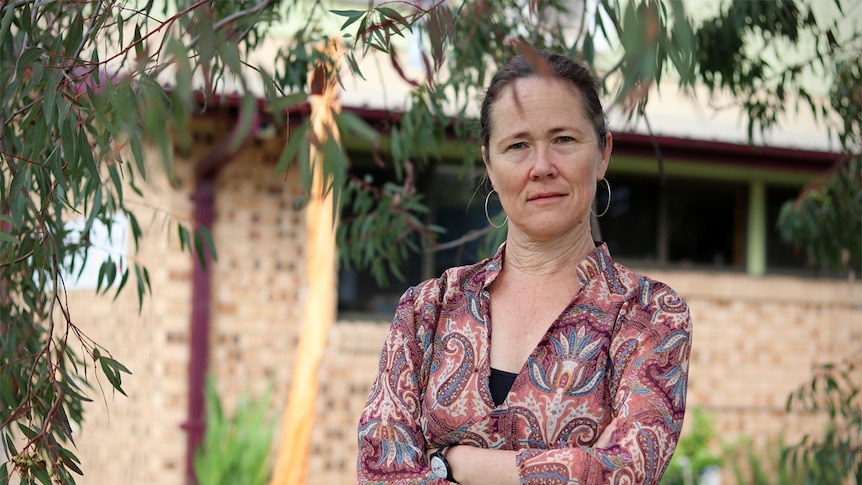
[489,367,518,406]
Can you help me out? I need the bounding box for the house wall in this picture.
[60,157,196,483]
[61,133,861,485]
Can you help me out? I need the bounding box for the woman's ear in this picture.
[482,146,496,188]
[597,132,613,180]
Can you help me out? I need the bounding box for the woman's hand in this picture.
[595,418,620,448]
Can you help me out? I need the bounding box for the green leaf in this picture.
[16,46,45,79]
[330,9,365,18]
[376,7,409,28]
[582,31,595,67]
[129,136,146,178]
[102,356,131,375]
[197,225,218,262]
[332,9,365,31]
[64,12,85,57]
[193,229,207,270]
[218,37,243,74]
[3,432,17,457]
[275,121,308,176]
[60,446,83,475]
[321,135,348,205]
[9,165,30,208]
[96,259,108,294]
[227,93,257,152]
[134,264,147,309]
[267,91,306,116]
[336,111,379,144]
[0,230,20,246]
[99,356,131,397]
[832,0,845,15]
[178,224,191,252]
[127,212,142,251]
[0,2,15,44]
[108,164,124,202]
[33,467,52,485]
[113,267,130,301]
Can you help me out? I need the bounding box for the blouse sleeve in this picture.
[357,281,448,485]
[515,282,693,484]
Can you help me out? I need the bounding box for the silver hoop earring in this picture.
[595,179,611,217]
[484,190,508,228]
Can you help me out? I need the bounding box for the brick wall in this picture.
[644,269,861,444]
[58,135,861,484]
[61,156,196,483]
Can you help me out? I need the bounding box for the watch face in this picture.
[430,455,447,479]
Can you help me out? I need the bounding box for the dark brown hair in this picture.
[479,52,609,154]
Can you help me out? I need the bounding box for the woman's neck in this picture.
[502,229,596,278]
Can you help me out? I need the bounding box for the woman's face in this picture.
[482,76,612,242]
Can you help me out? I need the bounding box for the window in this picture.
[600,174,747,269]
[665,180,745,267]
[338,162,817,317]
[59,213,129,290]
[596,176,658,260]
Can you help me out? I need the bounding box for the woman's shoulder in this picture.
[407,254,497,302]
[609,260,689,311]
[603,260,692,341]
[392,257,492,329]
[405,251,499,301]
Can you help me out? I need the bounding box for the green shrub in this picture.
[662,407,723,485]
[782,356,861,484]
[193,378,275,485]
[725,436,802,485]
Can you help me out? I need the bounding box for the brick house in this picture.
[50,87,862,485]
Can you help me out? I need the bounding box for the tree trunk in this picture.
[270,39,341,485]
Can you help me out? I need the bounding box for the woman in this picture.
[357,52,692,484]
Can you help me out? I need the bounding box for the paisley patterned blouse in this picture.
[357,243,692,484]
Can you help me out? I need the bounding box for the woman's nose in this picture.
[529,146,557,179]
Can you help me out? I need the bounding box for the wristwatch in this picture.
[429,445,458,482]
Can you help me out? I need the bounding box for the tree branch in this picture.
[429,224,495,253]
[0,0,38,16]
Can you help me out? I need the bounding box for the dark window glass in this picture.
[601,175,745,269]
[599,175,658,260]
[665,180,745,268]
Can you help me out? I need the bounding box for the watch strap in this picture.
[431,444,457,483]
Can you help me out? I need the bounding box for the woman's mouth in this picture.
[528,192,566,202]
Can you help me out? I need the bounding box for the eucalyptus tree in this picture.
[690,0,861,273]
[0,0,857,483]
